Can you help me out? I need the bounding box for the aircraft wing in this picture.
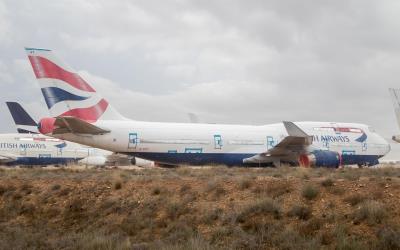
[0,152,18,164]
[243,121,312,164]
[53,116,110,135]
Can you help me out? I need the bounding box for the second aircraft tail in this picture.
[5,102,38,134]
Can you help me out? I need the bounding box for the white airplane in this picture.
[0,133,90,166]
[389,88,400,143]
[26,48,390,168]
[2,101,134,166]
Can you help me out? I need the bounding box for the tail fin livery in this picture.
[25,48,125,122]
[5,102,38,134]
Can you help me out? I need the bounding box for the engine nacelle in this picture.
[392,135,400,143]
[135,157,155,167]
[299,151,341,168]
[78,156,107,166]
[38,117,56,135]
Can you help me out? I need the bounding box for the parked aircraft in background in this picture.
[27,48,390,168]
[2,102,137,166]
[389,88,400,143]
[0,132,87,166]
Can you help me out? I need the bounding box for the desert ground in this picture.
[0,165,399,250]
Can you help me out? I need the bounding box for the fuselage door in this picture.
[267,136,275,150]
[128,133,139,149]
[214,135,222,149]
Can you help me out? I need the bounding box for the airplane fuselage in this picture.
[53,121,390,166]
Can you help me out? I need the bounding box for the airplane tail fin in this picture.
[389,88,400,128]
[25,48,125,122]
[5,102,38,134]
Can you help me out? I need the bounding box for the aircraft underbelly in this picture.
[128,152,382,167]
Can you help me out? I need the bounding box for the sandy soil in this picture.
[0,166,399,249]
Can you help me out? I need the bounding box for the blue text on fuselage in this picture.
[312,135,350,143]
[0,143,47,149]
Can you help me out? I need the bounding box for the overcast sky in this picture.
[0,0,400,159]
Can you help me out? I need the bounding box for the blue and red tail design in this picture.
[25,48,124,122]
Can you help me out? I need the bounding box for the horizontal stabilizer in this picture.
[53,116,110,135]
[17,128,38,134]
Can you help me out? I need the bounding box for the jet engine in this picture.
[298,151,341,168]
[134,157,155,167]
[38,117,56,135]
[79,156,107,166]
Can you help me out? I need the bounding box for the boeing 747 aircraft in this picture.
[26,48,390,167]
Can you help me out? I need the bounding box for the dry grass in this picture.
[0,166,399,249]
[113,181,122,190]
[376,226,400,250]
[288,205,312,220]
[344,193,368,206]
[321,178,334,187]
[237,177,252,190]
[51,184,61,191]
[301,184,319,200]
[353,200,387,225]
[237,198,282,222]
[152,186,162,195]
[252,180,292,198]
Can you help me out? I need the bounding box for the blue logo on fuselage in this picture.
[54,142,67,148]
[355,133,368,143]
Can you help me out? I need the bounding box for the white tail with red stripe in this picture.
[25,48,125,122]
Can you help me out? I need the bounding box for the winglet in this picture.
[283,121,309,137]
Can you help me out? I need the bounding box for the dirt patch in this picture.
[0,166,399,249]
